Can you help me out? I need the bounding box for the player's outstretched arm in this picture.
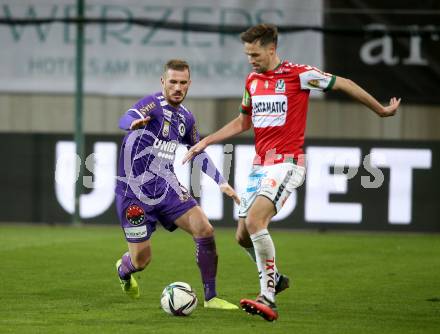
[332,76,401,117]
[190,150,240,205]
[129,117,151,130]
[219,183,241,205]
[119,109,151,130]
[182,114,251,164]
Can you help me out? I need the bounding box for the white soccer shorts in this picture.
[238,162,306,218]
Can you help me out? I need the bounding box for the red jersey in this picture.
[240,61,335,165]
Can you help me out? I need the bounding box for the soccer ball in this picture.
[160,282,198,316]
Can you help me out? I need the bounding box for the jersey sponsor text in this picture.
[252,95,287,128]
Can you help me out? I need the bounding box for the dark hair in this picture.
[240,23,278,47]
[163,59,190,76]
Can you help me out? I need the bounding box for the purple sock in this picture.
[118,252,139,280]
[194,236,218,301]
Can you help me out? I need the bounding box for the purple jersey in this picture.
[116,92,224,204]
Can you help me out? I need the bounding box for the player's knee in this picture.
[245,213,257,227]
[245,214,264,234]
[199,223,214,237]
[193,220,214,238]
[187,208,214,237]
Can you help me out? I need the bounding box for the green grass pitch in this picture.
[0,225,439,334]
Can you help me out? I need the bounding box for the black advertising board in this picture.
[0,134,438,232]
[324,0,440,104]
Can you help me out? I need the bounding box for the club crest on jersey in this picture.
[162,121,170,137]
[250,79,258,94]
[177,113,186,123]
[178,123,186,137]
[275,79,285,93]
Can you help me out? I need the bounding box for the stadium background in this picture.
[1,2,439,334]
[0,0,439,231]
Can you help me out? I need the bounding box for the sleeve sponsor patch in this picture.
[299,69,334,91]
[240,88,252,115]
[139,101,156,116]
[241,88,251,108]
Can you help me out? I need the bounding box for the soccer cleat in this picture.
[204,297,239,310]
[115,259,140,299]
[275,274,290,295]
[240,295,279,321]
